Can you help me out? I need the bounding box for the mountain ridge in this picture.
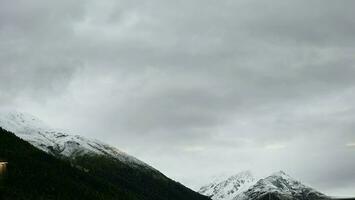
[200,171,329,200]
[199,170,257,200]
[236,170,328,200]
[0,110,151,169]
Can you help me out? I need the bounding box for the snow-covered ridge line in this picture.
[200,170,328,200]
[0,110,152,169]
[199,170,257,200]
[236,170,327,200]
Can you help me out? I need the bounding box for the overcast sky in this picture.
[1,0,355,196]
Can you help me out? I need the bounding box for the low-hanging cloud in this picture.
[1,0,355,196]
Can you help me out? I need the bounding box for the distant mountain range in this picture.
[0,110,351,200]
[199,171,329,200]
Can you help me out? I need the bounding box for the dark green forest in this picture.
[0,128,210,200]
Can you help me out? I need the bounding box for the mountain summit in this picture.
[237,171,328,200]
[200,171,328,200]
[199,171,256,200]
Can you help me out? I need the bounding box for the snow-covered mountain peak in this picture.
[0,110,52,134]
[235,171,327,200]
[199,170,257,200]
[0,110,152,169]
[260,170,304,192]
[199,170,328,200]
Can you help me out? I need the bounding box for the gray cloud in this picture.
[1,0,355,196]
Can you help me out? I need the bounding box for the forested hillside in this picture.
[0,128,209,200]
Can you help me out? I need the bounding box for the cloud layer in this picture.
[1,0,355,196]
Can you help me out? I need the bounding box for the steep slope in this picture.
[0,128,132,200]
[235,171,329,200]
[199,171,256,200]
[0,111,210,200]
